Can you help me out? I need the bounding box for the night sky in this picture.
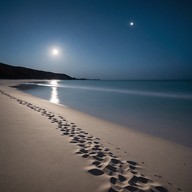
[0,0,192,80]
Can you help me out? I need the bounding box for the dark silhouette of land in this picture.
[0,62,75,80]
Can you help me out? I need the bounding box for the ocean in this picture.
[20,80,192,147]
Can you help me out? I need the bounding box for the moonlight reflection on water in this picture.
[50,80,59,104]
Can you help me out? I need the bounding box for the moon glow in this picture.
[130,22,134,26]
[52,49,59,55]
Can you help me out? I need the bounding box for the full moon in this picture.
[130,22,134,26]
[52,49,59,55]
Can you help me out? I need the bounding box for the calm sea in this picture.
[20,80,192,147]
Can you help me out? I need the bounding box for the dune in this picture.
[0,80,192,192]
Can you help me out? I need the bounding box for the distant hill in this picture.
[0,62,75,80]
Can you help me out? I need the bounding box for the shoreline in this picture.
[0,80,192,192]
[12,79,192,148]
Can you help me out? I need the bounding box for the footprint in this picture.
[92,161,100,166]
[111,158,120,164]
[127,161,138,166]
[88,169,104,176]
[124,185,138,191]
[118,174,126,182]
[97,152,105,158]
[154,174,162,178]
[129,175,151,185]
[110,177,117,184]
[105,164,117,172]
[82,154,89,158]
[153,186,168,192]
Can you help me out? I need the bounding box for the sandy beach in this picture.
[0,80,192,192]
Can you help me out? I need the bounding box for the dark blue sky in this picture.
[0,0,192,79]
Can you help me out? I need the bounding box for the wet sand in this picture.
[0,80,192,192]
